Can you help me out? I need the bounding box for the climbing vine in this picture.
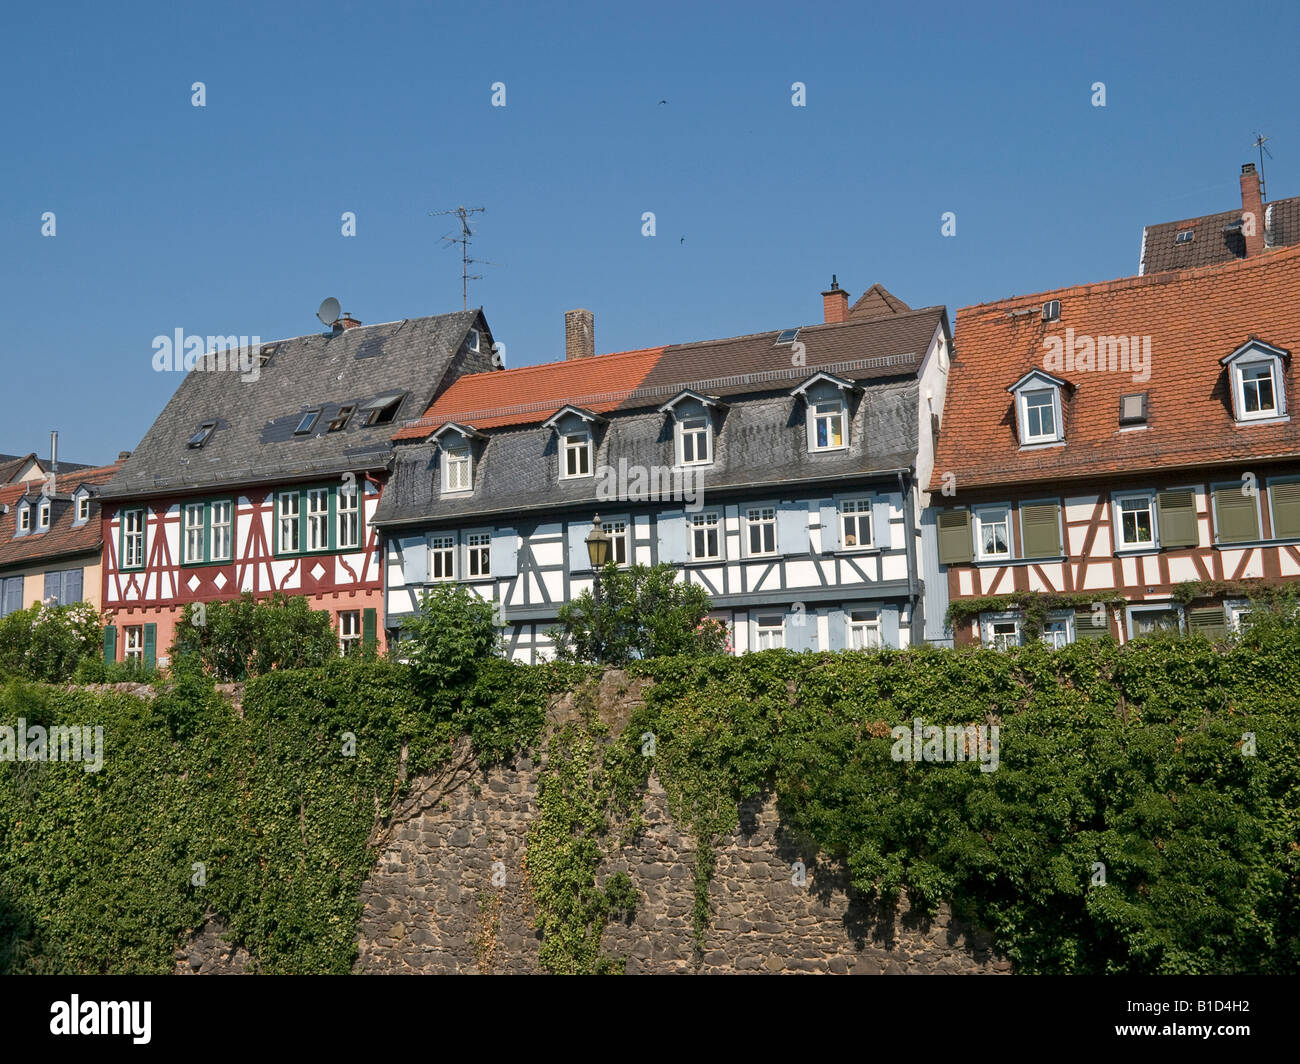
[945,592,1127,639]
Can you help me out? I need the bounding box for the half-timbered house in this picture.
[933,241,1300,646]
[376,283,951,661]
[97,310,496,667]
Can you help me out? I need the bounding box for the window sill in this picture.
[836,545,881,555]
[1213,539,1292,550]
[1017,440,1065,451]
[974,555,1065,566]
[180,560,234,568]
[808,446,849,455]
[1233,414,1290,426]
[1113,546,1160,557]
[684,558,726,566]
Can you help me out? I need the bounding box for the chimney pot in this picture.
[821,277,850,324]
[334,313,363,334]
[117,451,132,462]
[565,308,595,360]
[1240,164,1265,258]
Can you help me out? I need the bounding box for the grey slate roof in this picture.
[1141,196,1300,274]
[101,311,492,500]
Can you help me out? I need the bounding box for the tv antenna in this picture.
[429,205,499,309]
[1253,132,1272,201]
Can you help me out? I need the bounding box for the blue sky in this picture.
[3,0,1297,464]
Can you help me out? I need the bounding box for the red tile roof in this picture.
[933,244,1300,492]
[394,346,668,438]
[0,463,123,570]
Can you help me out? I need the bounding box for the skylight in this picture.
[259,344,279,366]
[1119,392,1148,425]
[775,328,800,345]
[363,395,404,426]
[295,409,321,435]
[187,421,217,448]
[328,405,355,432]
[1042,300,1061,323]
[1174,230,1194,245]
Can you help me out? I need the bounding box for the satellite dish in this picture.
[317,297,341,326]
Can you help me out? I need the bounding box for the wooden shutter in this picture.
[362,608,377,651]
[1188,605,1227,638]
[102,625,117,663]
[778,503,810,556]
[567,521,592,573]
[826,607,846,650]
[819,502,840,553]
[397,535,427,584]
[787,609,815,651]
[489,528,518,578]
[44,571,59,604]
[143,623,157,669]
[1020,502,1062,558]
[872,496,892,549]
[936,509,973,565]
[1213,487,1260,543]
[656,511,688,563]
[881,605,901,649]
[1156,489,1199,548]
[1074,607,1109,641]
[65,569,83,604]
[1270,480,1300,539]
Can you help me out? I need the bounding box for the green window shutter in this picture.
[102,624,117,663]
[1073,608,1109,641]
[1020,502,1062,558]
[1156,489,1199,548]
[937,509,973,565]
[1270,480,1300,539]
[1213,487,1260,544]
[1188,605,1227,638]
[143,623,157,669]
[362,608,377,651]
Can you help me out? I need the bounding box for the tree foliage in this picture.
[0,602,101,682]
[170,593,339,681]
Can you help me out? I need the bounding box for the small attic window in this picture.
[363,396,404,426]
[466,328,481,353]
[775,328,800,345]
[187,421,217,448]
[259,344,279,367]
[295,409,321,435]
[1042,300,1061,323]
[1175,230,1194,245]
[328,405,355,432]
[1119,392,1148,426]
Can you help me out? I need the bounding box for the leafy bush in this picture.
[169,593,338,681]
[548,563,728,665]
[0,602,101,682]
[398,583,501,689]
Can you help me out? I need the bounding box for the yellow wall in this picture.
[0,552,102,613]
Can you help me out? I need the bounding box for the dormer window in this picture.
[562,433,592,478]
[660,389,726,468]
[677,417,711,465]
[466,328,481,353]
[792,372,858,453]
[187,420,217,448]
[37,500,51,530]
[443,444,472,493]
[812,402,845,450]
[18,504,30,533]
[76,492,90,524]
[1008,370,1066,446]
[1222,339,1289,424]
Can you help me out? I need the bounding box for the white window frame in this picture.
[37,500,51,530]
[123,509,145,568]
[278,492,300,554]
[76,493,90,523]
[1040,610,1074,649]
[1224,598,1251,634]
[1017,386,1062,444]
[839,497,873,550]
[744,505,778,557]
[1126,602,1184,640]
[465,529,492,579]
[980,611,1023,650]
[1230,358,1285,422]
[847,609,881,650]
[605,518,631,567]
[183,502,206,564]
[429,534,457,581]
[338,610,361,655]
[18,505,30,533]
[211,500,233,562]
[688,511,723,562]
[306,487,330,551]
[337,487,360,549]
[1112,490,1159,552]
[676,416,712,467]
[809,400,848,452]
[753,614,786,651]
[124,625,144,662]
[442,443,472,493]
[561,432,593,480]
[973,504,1013,561]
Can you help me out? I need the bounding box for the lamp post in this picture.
[584,514,611,663]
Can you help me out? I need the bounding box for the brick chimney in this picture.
[821,276,850,324]
[332,313,363,335]
[565,308,594,360]
[1241,164,1265,258]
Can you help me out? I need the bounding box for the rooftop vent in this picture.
[1119,392,1148,425]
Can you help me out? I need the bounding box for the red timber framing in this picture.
[100,473,386,664]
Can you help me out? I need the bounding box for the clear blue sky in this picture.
[3,0,1296,464]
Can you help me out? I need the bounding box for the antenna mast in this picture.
[1253,132,1273,202]
[429,205,497,309]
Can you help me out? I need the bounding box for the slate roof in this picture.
[100,311,492,500]
[0,462,123,569]
[1141,196,1300,274]
[0,455,31,484]
[378,305,944,528]
[934,242,1300,493]
[850,283,911,318]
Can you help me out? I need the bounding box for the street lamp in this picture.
[585,514,611,663]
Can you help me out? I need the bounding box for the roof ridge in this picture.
[443,344,667,381]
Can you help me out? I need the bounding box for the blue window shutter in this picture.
[788,609,815,651]
[65,569,82,604]
[4,578,21,616]
[872,496,892,549]
[490,527,518,578]
[881,605,900,648]
[827,607,846,650]
[568,522,591,573]
[820,501,839,553]
[44,571,58,604]
[398,535,427,584]
[778,502,809,556]
[143,623,157,669]
[656,510,687,563]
